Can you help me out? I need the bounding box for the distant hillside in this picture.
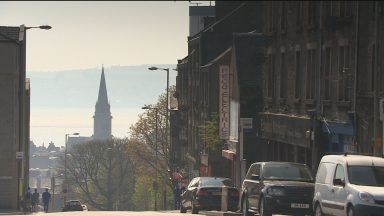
[27,64,177,109]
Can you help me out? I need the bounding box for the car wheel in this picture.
[259,196,271,216]
[347,205,355,216]
[180,204,186,213]
[242,196,251,216]
[314,203,323,216]
[191,200,199,214]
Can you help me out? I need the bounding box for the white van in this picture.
[313,154,384,216]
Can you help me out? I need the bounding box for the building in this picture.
[260,1,384,170]
[93,66,112,140]
[0,26,30,210]
[65,66,113,147]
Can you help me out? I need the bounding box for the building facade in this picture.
[0,26,30,210]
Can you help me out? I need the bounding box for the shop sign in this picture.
[219,65,230,139]
[260,113,311,148]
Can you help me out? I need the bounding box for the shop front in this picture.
[321,121,356,153]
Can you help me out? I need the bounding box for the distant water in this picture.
[28,64,176,147]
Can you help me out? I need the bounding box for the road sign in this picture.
[16,152,23,160]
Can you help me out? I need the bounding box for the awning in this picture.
[222,149,236,161]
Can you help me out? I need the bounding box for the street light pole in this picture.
[64,132,79,204]
[142,105,159,210]
[148,67,170,210]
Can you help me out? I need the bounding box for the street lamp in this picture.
[142,105,159,210]
[64,132,79,203]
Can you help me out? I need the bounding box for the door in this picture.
[248,164,261,211]
[332,164,348,216]
[316,162,336,216]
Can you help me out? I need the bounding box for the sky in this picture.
[0,1,213,147]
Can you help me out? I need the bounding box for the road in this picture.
[7,210,215,216]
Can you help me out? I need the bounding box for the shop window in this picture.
[296,1,303,30]
[307,2,316,29]
[280,1,287,33]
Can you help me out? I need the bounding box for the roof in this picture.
[0,26,20,42]
[321,154,384,166]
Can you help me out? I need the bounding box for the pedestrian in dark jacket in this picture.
[42,188,51,213]
[32,189,40,212]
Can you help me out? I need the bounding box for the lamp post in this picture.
[142,105,159,210]
[64,132,79,204]
[0,24,52,210]
[148,67,169,210]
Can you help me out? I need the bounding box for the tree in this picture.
[129,86,175,209]
[57,138,136,211]
[198,112,226,151]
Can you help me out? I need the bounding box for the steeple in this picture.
[97,65,109,105]
[93,65,112,140]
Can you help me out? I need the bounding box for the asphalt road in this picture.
[7,210,204,216]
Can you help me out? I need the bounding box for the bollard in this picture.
[221,186,228,212]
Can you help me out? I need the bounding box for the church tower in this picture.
[93,66,112,140]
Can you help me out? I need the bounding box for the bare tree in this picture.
[57,138,136,210]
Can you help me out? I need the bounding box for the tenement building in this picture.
[260,1,384,170]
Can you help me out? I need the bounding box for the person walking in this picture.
[32,189,40,212]
[42,188,51,213]
[25,187,32,212]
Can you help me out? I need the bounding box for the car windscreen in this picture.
[348,166,384,186]
[199,178,233,187]
[263,163,313,182]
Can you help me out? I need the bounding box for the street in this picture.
[6,210,240,216]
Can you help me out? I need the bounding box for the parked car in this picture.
[62,200,84,212]
[313,154,384,216]
[180,177,239,214]
[241,162,315,216]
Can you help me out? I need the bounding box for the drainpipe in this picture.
[353,2,360,151]
[373,1,379,156]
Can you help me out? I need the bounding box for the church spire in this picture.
[93,65,112,140]
[97,65,109,105]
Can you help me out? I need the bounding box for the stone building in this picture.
[260,1,384,170]
[0,26,30,210]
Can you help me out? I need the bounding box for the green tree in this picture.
[198,112,226,150]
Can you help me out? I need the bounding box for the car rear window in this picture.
[200,178,233,187]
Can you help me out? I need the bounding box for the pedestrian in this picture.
[25,187,32,212]
[32,189,40,212]
[173,183,182,210]
[42,188,51,213]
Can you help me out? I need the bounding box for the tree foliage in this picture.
[198,112,226,150]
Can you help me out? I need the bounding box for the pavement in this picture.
[200,210,242,216]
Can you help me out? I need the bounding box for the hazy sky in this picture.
[0,1,212,146]
[0,1,212,71]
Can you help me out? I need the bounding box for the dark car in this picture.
[241,162,314,216]
[180,177,239,214]
[62,200,84,212]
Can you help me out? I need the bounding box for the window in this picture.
[323,47,332,100]
[339,1,351,17]
[267,53,276,98]
[333,164,345,182]
[338,45,351,101]
[370,44,376,92]
[280,52,287,99]
[296,1,303,29]
[348,166,384,187]
[306,49,317,99]
[295,51,302,98]
[316,162,334,184]
[308,2,316,28]
[246,164,260,179]
[268,2,276,33]
[280,2,287,32]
